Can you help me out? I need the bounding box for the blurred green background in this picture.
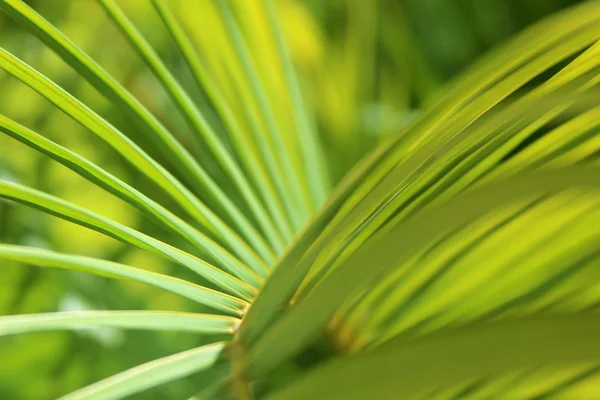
[0,0,585,398]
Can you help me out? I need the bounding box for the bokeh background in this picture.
[0,0,585,398]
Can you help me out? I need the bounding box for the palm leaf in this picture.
[0,115,268,276]
[0,245,247,316]
[0,311,238,336]
[265,315,600,400]
[0,48,271,266]
[216,0,312,229]
[150,0,292,249]
[1,0,600,399]
[96,0,283,256]
[0,179,260,297]
[245,167,600,376]
[60,342,226,400]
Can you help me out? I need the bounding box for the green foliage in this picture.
[1,0,600,399]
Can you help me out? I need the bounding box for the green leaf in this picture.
[265,315,600,400]
[0,0,268,253]
[458,363,600,399]
[323,0,600,242]
[60,342,227,400]
[216,0,312,229]
[238,1,600,345]
[349,192,600,349]
[297,44,600,299]
[237,140,387,345]
[0,48,268,271]
[301,43,600,351]
[0,311,238,336]
[149,0,290,252]
[4,1,600,399]
[263,0,330,208]
[0,115,268,277]
[0,245,247,316]
[97,0,279,259]
[150,0,294,244]
[246,166,600,376]
[0,179,259,298]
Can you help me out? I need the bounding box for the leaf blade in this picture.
[59,342,227,400]
[266,315,600,400]
[150,0,294,243]
[0,245,247,316]
[0,179,260,298]
[0,311,238,336]
[0,48,267,271]
[0,115,267,278]
[246,166,600,376]
[97,0,279,259]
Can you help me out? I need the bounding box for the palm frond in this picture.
[0,245,247,315]
[1,0,600,399]
[0,311,238,335]
[60,342,226,400]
